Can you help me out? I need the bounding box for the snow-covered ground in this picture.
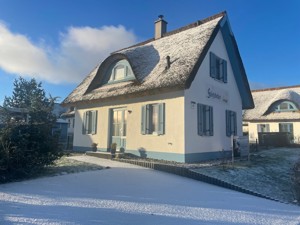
[0,156,300,225]
[193,148,300,203]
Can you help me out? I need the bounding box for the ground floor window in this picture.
[257,124,270,133]
[279,123,293,134]
[82,110,97,134]
[141,103,165,135]
[197,104,213,136]
[226,110,237,137]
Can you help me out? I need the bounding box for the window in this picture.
[197,104,213,136]
[257,124,269,133]
[257,124,270,133]
[113,65,126,81]
[210,52,227,83]
[82,110,97,134]
[226,110,237,137]
[141,103,165,135]
[279,123,293,133]
[274,101,298,112]
[107,59,135,83]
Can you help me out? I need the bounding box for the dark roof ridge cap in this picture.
[252,84,300,93]
[112,11,227,54]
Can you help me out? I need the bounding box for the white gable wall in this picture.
[184,31,242,158]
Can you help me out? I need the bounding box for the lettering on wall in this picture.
[207,84,229,104]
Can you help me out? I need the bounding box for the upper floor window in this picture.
[273,101,298,112]
[210,52,227,83]
[107,59,135,83]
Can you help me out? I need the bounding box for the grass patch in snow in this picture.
[43,154,104,176]
[192,148,300,204]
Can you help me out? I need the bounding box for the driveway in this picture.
[0,155,299,225]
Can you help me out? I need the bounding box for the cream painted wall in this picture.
[73,91,185,154]
[184,30,243,154]
[248,121,300,144]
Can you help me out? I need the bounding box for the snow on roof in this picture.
[62,12,225,105]
[243,86,300,121]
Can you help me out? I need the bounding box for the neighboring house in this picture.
[0,103,69,148]
[61,107,75,150]
[62,12,254,163]
[0,106,30,123]
[243,85,300,145]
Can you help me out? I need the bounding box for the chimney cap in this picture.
[158,15,164,19]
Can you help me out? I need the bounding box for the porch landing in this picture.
[86,151,124,159]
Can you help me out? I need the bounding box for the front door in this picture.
[111,108,127,150]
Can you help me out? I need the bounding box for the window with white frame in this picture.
[226,110,237,137]
[274,101,298,112]
[210,52,227,83]
[197,104,213,136]
[82,110,97,135]
[257,124,270,133]
[141,103,165,135]
[279,123,293,133]
[108,59,135,83]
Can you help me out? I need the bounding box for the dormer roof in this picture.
[243,85,300,121]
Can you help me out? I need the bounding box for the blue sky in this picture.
[0,0,299,104]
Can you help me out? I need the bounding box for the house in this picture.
[62,12,254,163]
[0,103,69,149]
[243,85,300,146]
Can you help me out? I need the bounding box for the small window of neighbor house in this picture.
[274,101,298,112]
[257,124,270,133]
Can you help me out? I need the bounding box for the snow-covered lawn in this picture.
[0,156,300,225]
[192,148,300,203]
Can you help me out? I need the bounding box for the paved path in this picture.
[68,155,141,168]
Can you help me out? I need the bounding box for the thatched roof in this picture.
[62,12,253,109]
[243,85,300,121]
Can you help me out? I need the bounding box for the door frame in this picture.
[109,107,127,151]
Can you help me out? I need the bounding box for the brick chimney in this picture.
[155,15,167,39]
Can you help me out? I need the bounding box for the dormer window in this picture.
[107,59,135,84]
[273,101,298,112]
[112,65,126,81]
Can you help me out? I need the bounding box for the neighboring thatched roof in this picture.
[62,11,253,109]
[243,85,300,121]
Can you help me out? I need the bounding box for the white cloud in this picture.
[0,22,137,84]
